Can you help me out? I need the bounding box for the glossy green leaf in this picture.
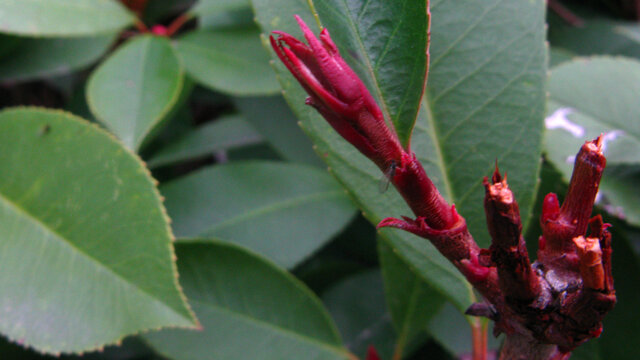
[0,108,196,354]
[0,0,135,37]
[87,35,184,151]
[549,47,574,67]
[547,57,640,169]
[426,304,473,356]
[323,270,396,360]
[174,27,279,96]
[234,95,323,167]
[253,0,546,311]
[199,6,254,30]
[143,240,352,360]
[312,0,429,148]
[378,238,446,358]
[191,0,253,29]
[0,34,115,82]
[161,161,356,268]
[597,166,640,226]
[617,24,640,45]
[427,304,500,357]
[190,0,249,17]
[420,0,546,246]
[147,115,263,168]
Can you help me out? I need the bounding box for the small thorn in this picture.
[595,134,604,151]
[492,160,502,183]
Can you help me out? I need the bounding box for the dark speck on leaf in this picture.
[38,124,51,136]
[347,49,360,61]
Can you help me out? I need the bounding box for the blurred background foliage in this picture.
[0,0,638,359]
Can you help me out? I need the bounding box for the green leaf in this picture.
[426,304,500,357]
[378,237,446,358]
[199,6,254,30]
[0,0,135,37]
[87,35,184,152]
[0,34,115,82]
[0,108,196,354]
[426,304,473,356]
[191,0,254,29]
[234,95,323,167]
[190,0,253,29]
[323,270,396,360]
[549,47,574,67]
[597,166,640,227]
[547,57,640,168]
[161,161,356,268]
[147,115,263,168]
[312,0,429,148]
[616,24,640,45]
[190,0,249,17]
[421,0,546,246]
[253,0,546,311]
[174,27,279,96]
[143,240,352,360]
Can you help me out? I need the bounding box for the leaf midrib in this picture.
[421,94,455,202]
[202,190,344,234]
[393,278,423,358]
[130,37,151,149]
[134,38,184,151]
[0,191,189,320]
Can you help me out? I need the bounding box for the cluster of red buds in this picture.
[271,16,615,360]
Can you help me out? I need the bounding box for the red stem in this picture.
[134,19,148,32]
[547,0,584,27]
[166,14,191,36]
[471,319,487,360]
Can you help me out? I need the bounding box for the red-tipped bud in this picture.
[270,15,404,170]
[560,138,606,234]
[483,167,540,302]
